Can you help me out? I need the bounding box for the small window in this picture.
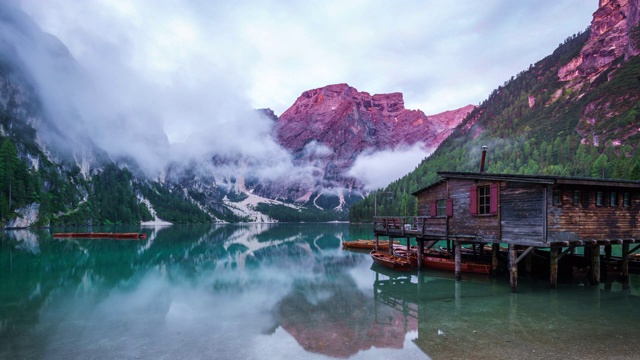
[610,192,617,207]
[623,192,630,207]
[596,191,603,206]
[573,190,580,206]
[478,185,491,215]
[436,199,447,217]
[553,190,561,205]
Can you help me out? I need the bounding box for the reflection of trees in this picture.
[0,223,367,357]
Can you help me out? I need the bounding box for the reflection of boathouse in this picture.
[375,170,640,290]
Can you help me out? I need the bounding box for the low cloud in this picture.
[346,143,432,191]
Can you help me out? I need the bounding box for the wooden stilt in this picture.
[591,245,600,285]
[375,235,379,251]
[405,237,411,261]
[605,244,612,260]
[389,237,394,254]
[417,239,424,270]
[509,244,518,292]
[454,241,462,281]
[622,242,630,290]
[550,245,559,289]
[525,250,533,274]
[492,243,499,275]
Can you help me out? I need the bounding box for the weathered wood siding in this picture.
[547,186,640,241]
[447,178,500,243]
[415,182,448,237]
[416,182,447,216]
[500,182,545,245]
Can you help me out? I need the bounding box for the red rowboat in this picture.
[422,256,490,274]
[370,250,412,271]
[53,232,146,240]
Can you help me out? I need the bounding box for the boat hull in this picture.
[53,232,146,240]
[342,240,392,250]
[370,250,412,271]
[423,256,490,274]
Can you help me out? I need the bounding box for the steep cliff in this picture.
[274,83,473,193]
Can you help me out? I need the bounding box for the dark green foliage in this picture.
[305,192,340,210]
[139,183,210,224]
[224,190,248,203]
[350,27,640,222]
[256,203,347,222]
[0,138,39,222]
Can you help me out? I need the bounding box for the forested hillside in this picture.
[0,134,211,227]
[350,26,640,222]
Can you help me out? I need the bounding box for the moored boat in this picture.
[342,239,394,250]
[370,250,412,271]
[422,256,491,274]
[53,232,146,240]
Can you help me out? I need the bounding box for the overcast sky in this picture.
[20,0,595,139]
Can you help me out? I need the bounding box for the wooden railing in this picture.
[373,216,446,237]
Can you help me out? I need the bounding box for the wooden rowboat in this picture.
[342,239,395,250]
[53,232,147,240]
[423,256,490,274]
[370,250,412,271]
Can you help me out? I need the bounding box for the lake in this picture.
[2,223,640,359]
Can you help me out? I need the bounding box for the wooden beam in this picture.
[629,243,640,255]
[591,245,600,285]
[454,241,462,281]
[417,239,424,270]
[514,246,535,265]
[509,244,518,292]
[557,244,578,261]
[492,243,499,275]
[550,245,559,289]
[622,242,629,279]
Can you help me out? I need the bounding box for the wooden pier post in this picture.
[525,250,533,274]
[454,241,462,281]
[389,237,394,254]
[622,242,630,290]
[492,243,499,275]
[509,244,518,292]
[550,245,559,289]
[417,239,424,270]
[590,245,600,285]
[375,235,379,251]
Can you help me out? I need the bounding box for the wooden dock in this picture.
[374,171,640,291]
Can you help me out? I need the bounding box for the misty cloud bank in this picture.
[347,143,432,190]
[0,2,328,189]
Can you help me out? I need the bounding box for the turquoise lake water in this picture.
[2,223,640,359]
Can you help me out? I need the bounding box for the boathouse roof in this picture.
[412,171,640,196]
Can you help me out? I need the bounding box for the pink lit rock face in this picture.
[559,0,640,82]
[273,83,474,188]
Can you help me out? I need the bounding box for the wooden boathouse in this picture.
[374,171,640,291]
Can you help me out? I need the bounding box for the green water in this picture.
[2,224,640,360]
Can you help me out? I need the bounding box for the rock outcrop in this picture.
[559,0,640,82]
[6,203,40,228]
[274,83,474,189]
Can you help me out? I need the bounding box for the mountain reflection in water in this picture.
[2,223,640,359]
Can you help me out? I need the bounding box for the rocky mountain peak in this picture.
[272,83,474,200]
[559,0,640,82]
